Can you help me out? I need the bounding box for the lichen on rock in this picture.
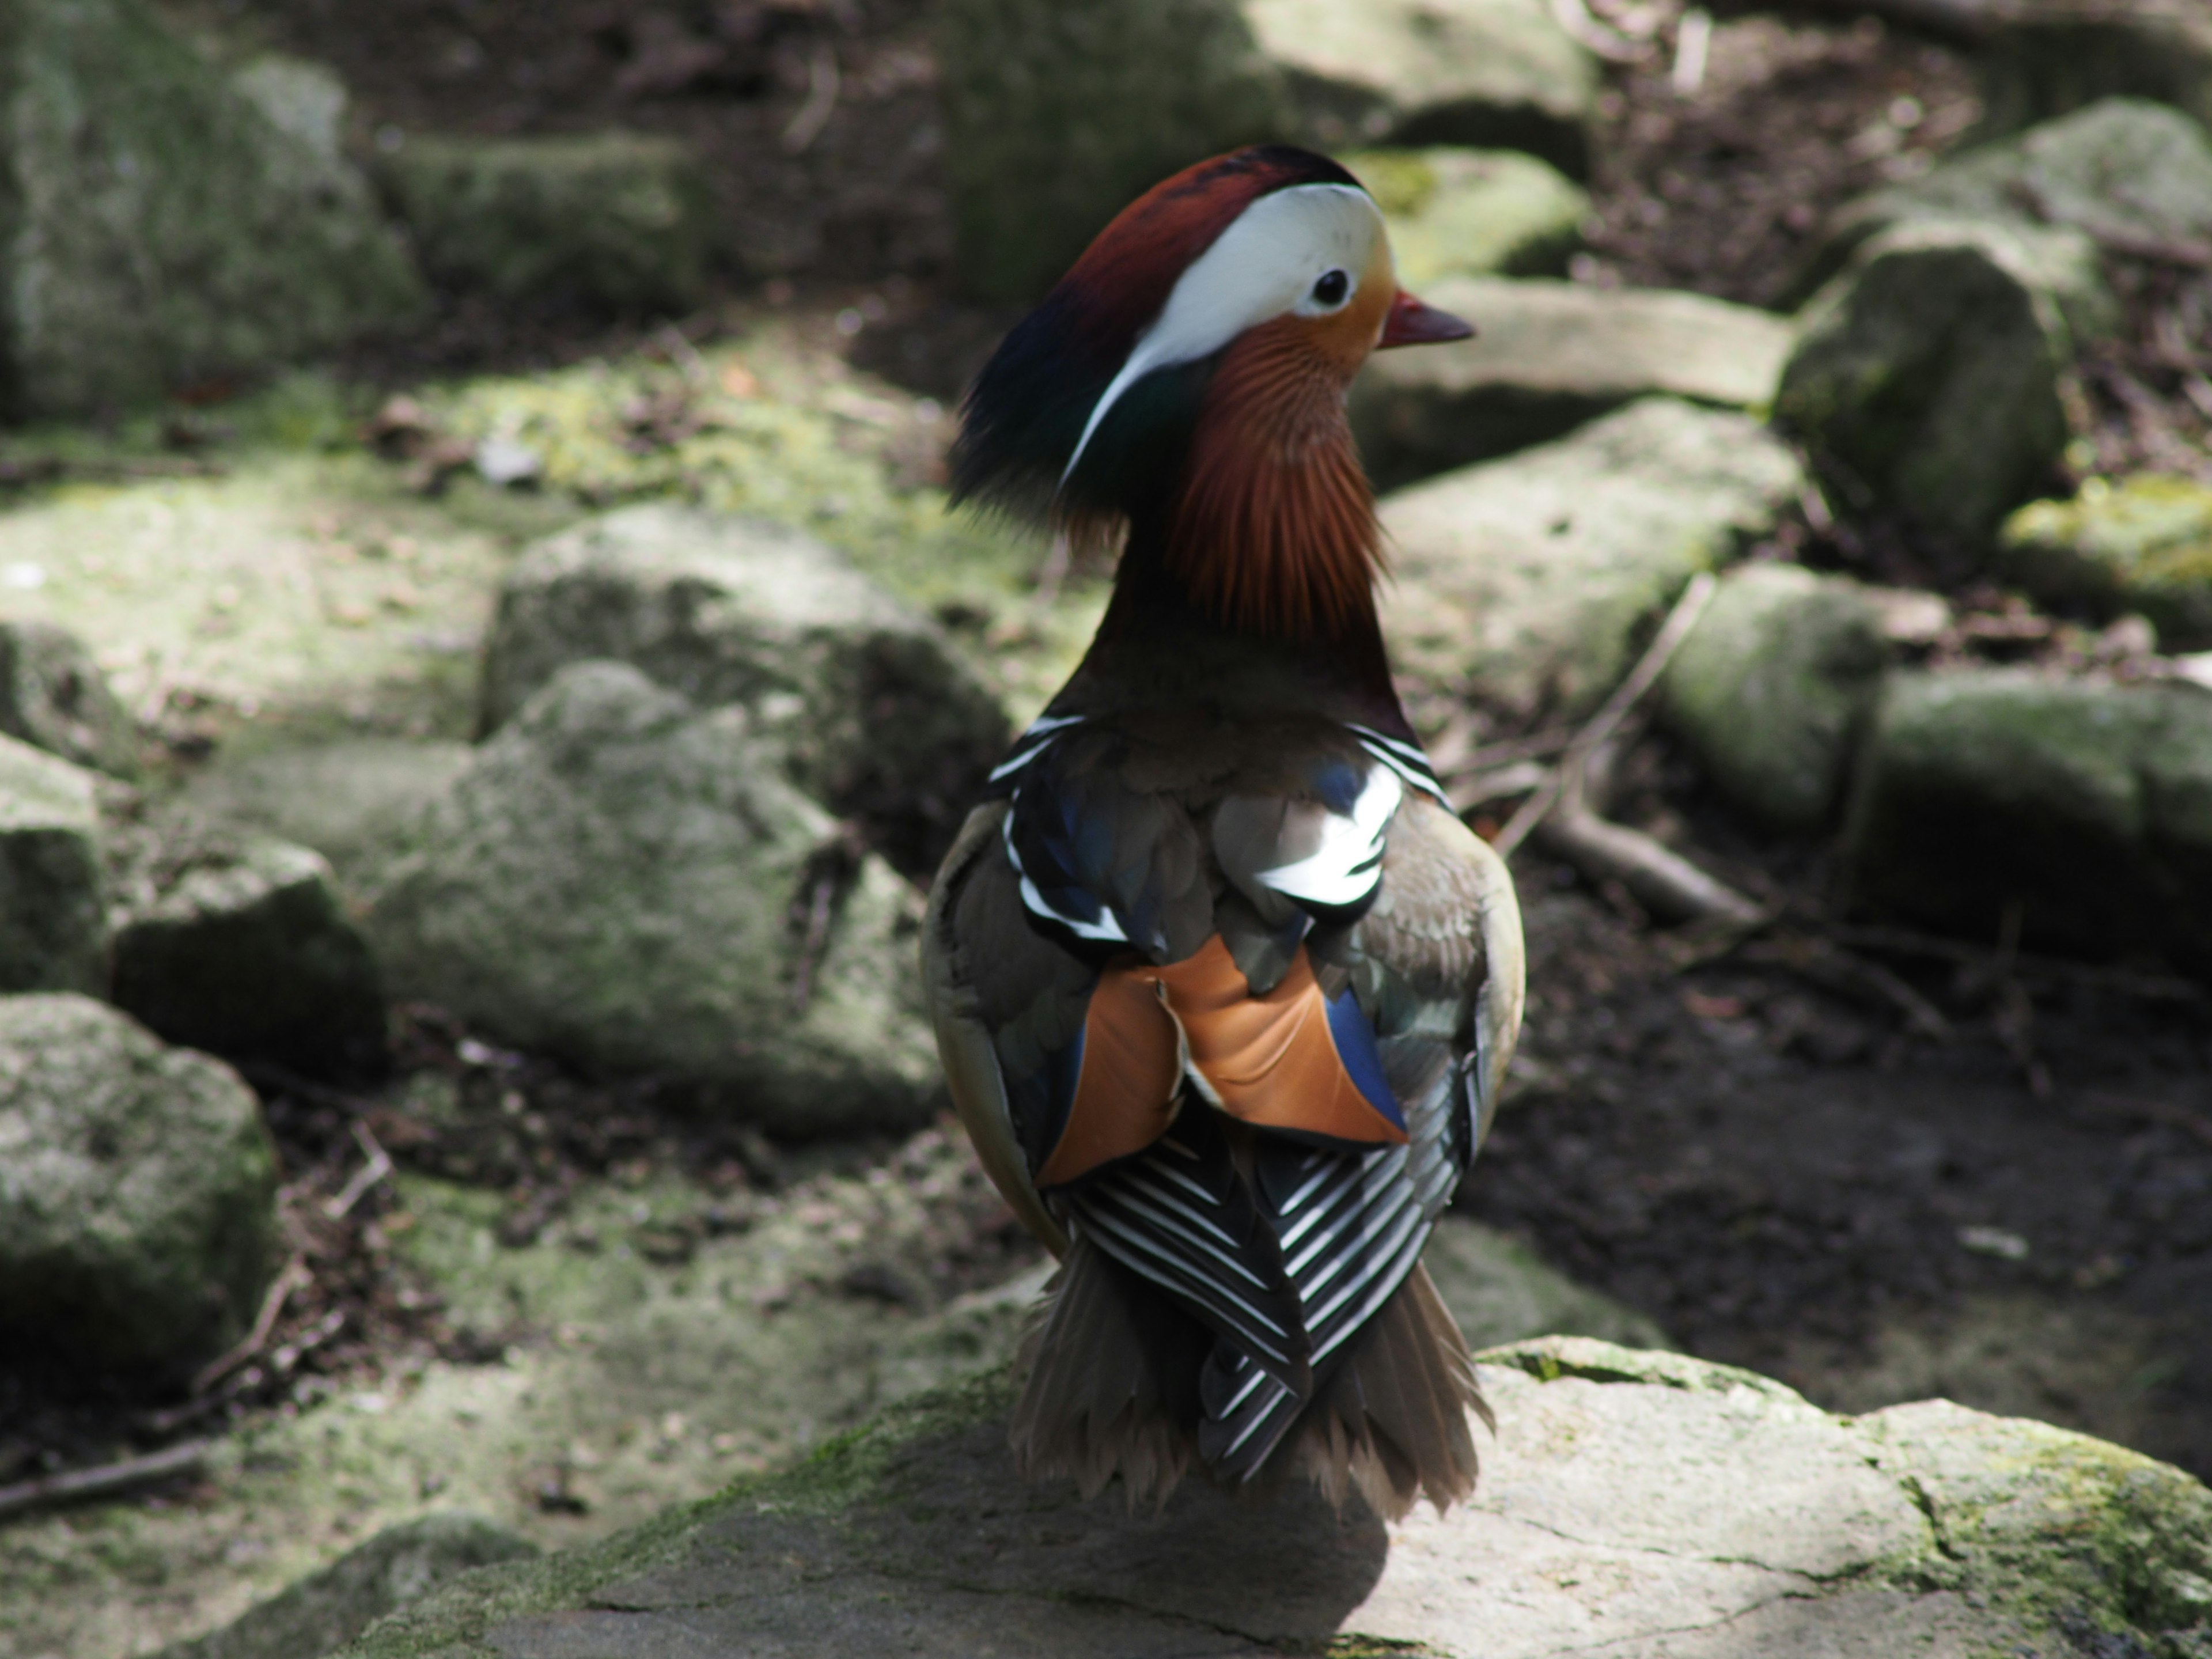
[321,1338,2212,1659]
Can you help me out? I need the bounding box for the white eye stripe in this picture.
[1060,183,1384,486]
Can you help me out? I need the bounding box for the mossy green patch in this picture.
[2000,473,2212,647]
[415,327,1096,723]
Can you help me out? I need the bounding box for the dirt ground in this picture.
[7,0,2207,1541]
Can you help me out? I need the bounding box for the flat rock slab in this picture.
[335,1339,2212,1658]
[1352,275,1794,487]
[1378,397,1805,722]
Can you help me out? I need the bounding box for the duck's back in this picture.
[923,699,1522,1512]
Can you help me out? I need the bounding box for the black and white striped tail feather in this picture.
[1030,1043,1472,1497]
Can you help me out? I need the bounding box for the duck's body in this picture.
[923,146,1524,1515]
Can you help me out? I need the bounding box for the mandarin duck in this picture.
[922,146,1525,1516]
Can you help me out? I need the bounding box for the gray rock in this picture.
[481,505,1009,878]
[1841,669,2212,969]
[0,618,137,778]
[1998,474,2212,650]
[1348,147,1588,290]
[0,994,278,1379]
[1,2,426,418]
[935,0,1595,302]
[1424,1217,1673,1352]
[151,1514,537,1659]
[181,738,476,895]
[1978,10,2212,142]
[1351,275,1796,488]
[1660,564,1890,833]
[1809,98,2212,298]
[328,1339,2212,1659]
[1248,0,1597,166]
[364,662,940,1136]
[1378,398,1808,722]
[107,824,387,1080]
[1776,217,2116,543]
[376,131,710,315]
[0,734,108,995]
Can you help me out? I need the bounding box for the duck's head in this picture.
[952,146,1469,638]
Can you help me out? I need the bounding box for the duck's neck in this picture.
[1071,345,1407,732]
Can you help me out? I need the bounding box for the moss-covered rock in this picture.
[1,2,426,416]
[1344,146,1588,290]
[0,733,108,994]
[150,1514,538,1659]
[481,506,1009,878]
[2000,474,2212,649]
[0,993,279,1380]
[377,131,711,315]
[935,0,1594,301]
[1351,275,1794,488]
[1660,564,1889,833]
[181,739,477,898]
[1808,97,2212,300]
[108,823,387,1080]
[1841,669,2212,969]
[1776,217,2115,543]
[0,618,138,779]
[364,661,938,1136]
[1378,397,1806,722]
[328,1337,2212,1659]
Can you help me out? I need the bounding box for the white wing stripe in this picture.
[1002,806,1128,944]
[1252,766,1400,908]
[1090,1187,1277,1298]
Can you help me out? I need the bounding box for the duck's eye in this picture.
[1310,269,1350,308]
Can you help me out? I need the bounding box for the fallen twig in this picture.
[324,1120,393,1221]
[1827,923,2207,1003]
[1550,0,1652,60]
[1741,933,1952,1039]
[0,1440,211,1522]
[1448,759,1552,813]
[782,41,840,154]
[1534,803,1763,927]
[1493,572,1717,859]
[190,1252,310,1397]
